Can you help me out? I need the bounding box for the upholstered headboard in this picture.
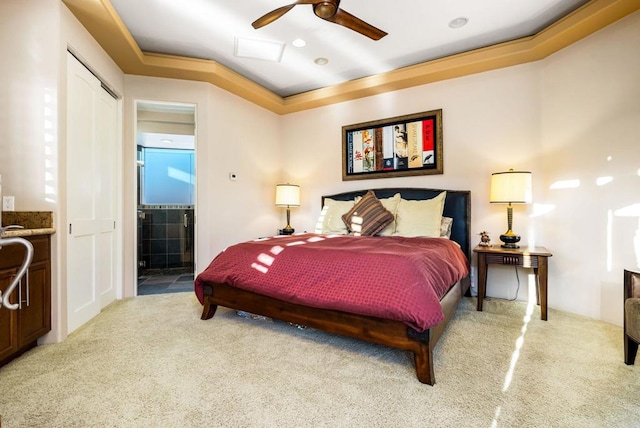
[322,188,471,263]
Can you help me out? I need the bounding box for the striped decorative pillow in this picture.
[342,190,394,236]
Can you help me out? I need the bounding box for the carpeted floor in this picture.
[0,293,638,427]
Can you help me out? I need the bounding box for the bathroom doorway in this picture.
[135,101,196,295]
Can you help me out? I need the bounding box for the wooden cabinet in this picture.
[0,266,18,361]
[0,234,51,365]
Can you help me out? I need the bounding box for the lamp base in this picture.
[279,227,295,236]
[499,233,521,249]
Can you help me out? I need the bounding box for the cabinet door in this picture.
[0,267,19,362]
[18,260,51,347]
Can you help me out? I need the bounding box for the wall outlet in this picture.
[2,196,15,211]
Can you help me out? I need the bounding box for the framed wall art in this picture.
[342,109,443,181]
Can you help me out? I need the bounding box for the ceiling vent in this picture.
[234,37,285,62]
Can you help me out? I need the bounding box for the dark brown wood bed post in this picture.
[413,344,435,385]
[201,300,218,320]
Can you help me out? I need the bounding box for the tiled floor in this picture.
[137,273,194,295]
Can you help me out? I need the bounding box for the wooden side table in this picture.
[474,245,553,320]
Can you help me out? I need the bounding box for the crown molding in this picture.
[62,0,640,115]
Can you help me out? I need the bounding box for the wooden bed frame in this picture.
[199,188,471,385]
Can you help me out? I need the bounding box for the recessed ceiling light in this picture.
[314,57,329,65]
[292,38,306,48]
[448,17,469,29]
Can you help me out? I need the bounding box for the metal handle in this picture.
[0,237,34,310]
[17,274,30,309]
[18,277,23,309]
[184,213,188,228]
[24,270,30,307]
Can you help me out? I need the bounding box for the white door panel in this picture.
[67,53,99,333]
[67,235,97,327]
[70,220,96,237]
[97,88,117,306]
[66,52,118,333]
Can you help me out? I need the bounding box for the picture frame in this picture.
[342,109,443,181]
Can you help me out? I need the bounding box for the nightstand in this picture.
[473,245,553,320]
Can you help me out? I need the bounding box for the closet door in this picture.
[96,86,118,307]
[66,52,117,333]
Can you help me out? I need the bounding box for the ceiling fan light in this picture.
[314,2,338,19]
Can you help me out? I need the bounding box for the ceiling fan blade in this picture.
[325,9,387,40]
[252,5,296,29]
[252,1,319,29]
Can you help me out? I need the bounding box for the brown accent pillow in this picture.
[342,190,394,236]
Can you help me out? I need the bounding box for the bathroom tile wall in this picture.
[138,207,194,273]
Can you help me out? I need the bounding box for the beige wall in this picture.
[0,1,125,341]
[540,11,640,323]
[123,76,282,296]
[281,11,640,324]
[0,0,61,210]
[2,1,282,338]
[281,63,543,310]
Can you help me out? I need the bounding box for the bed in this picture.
[195,188,471,385]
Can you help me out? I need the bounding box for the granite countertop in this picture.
[1,211,56,237]
[2,228,56,237]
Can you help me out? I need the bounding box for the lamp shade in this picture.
[490,170,532,204]
[275,184,300,207]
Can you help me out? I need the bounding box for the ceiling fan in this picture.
[252,0,388,41]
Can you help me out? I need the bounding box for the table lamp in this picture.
[490,169,532,248]
[275,184,300,235]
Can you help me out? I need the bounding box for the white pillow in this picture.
[440,216,453,239]
[315,198,355,234]
[392,191,447,238]
[376,193,401,236]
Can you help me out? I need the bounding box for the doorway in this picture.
[135,101,196,295]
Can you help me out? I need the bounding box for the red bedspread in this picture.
[194,233,469,332]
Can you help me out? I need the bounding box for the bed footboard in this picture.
[198,278,467,385]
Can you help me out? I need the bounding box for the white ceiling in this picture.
[109,0,590,97]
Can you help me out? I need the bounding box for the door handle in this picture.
[18,276,22,309]
[184,213,188,228]
[25,270,30,307]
